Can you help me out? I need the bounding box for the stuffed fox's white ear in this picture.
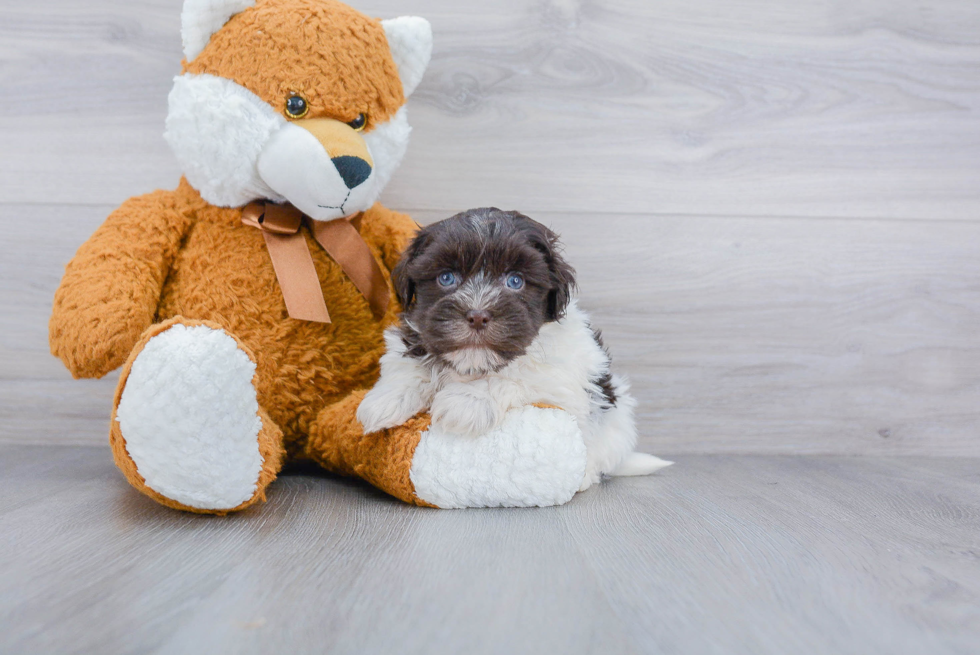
[182,0,256,61]
[382,17,433,97]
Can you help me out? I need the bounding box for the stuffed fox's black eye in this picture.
[347,113,367,131]
[285,94,309,118]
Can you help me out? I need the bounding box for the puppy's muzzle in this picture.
[466,309,492,331]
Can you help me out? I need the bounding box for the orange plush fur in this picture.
[186,0,405,129]
[50,0,435,511]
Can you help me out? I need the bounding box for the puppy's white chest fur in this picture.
[437,302,605,427]
[357,301,645,489]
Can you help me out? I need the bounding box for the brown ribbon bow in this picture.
[242,201,389,323]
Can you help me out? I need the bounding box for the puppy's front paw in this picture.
[357,385,427,434]
[430,389,502,437]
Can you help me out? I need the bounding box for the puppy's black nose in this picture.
[466,310,491,331]
[331,156,372,189]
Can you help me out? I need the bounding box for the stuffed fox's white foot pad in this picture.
[115,324,264,510]
[409,406,587,508]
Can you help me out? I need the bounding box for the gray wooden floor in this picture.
[3,0,980,653]
[1,445,978,655]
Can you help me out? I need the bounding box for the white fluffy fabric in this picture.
[256,123,359,220]
[360,301,673,502]
[361,107,412,207]
[181,0,255,62]
[165,74,413,218]
[165,73,285,208]
[115,324,264,510]
[410,406,587,509]
[382,17,433,97]
[167,9,426,215]
[256,107,412,220]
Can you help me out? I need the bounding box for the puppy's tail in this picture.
[610,452,674,477]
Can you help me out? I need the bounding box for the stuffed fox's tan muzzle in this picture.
[245,116,389,323]
[295,118,374,190]
[256,116,378,221]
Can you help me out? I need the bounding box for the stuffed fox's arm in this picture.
[50,189,195,379]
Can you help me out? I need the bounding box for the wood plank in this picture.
[1,447,977,654]
[417,208,980,456]
[564,455,980,654]
[0,0,978,218]
[0,379,117,447]
[0,203,119,446]
[7,203,978,454]
[0,203,114,382]
[541,211,980,456]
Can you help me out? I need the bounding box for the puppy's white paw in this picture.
[357,385,428,434]
[430,387,502,437]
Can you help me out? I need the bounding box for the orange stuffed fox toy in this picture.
[50,0,597,513]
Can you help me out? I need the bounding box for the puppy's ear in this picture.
[527,221,576,321]
[392,228,432,310]
[546,246,576,321]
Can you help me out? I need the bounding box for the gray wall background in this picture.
[2,0,979,455]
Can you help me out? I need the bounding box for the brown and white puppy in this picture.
[357,208,671,490]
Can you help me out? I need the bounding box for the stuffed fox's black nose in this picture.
[331,156,372,189]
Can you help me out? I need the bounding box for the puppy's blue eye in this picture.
[505,273,525,290]
[438,272,458,287]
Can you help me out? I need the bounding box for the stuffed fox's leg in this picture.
[308,391,435,507]
[110,318,284,514]
[308,392,588,509]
